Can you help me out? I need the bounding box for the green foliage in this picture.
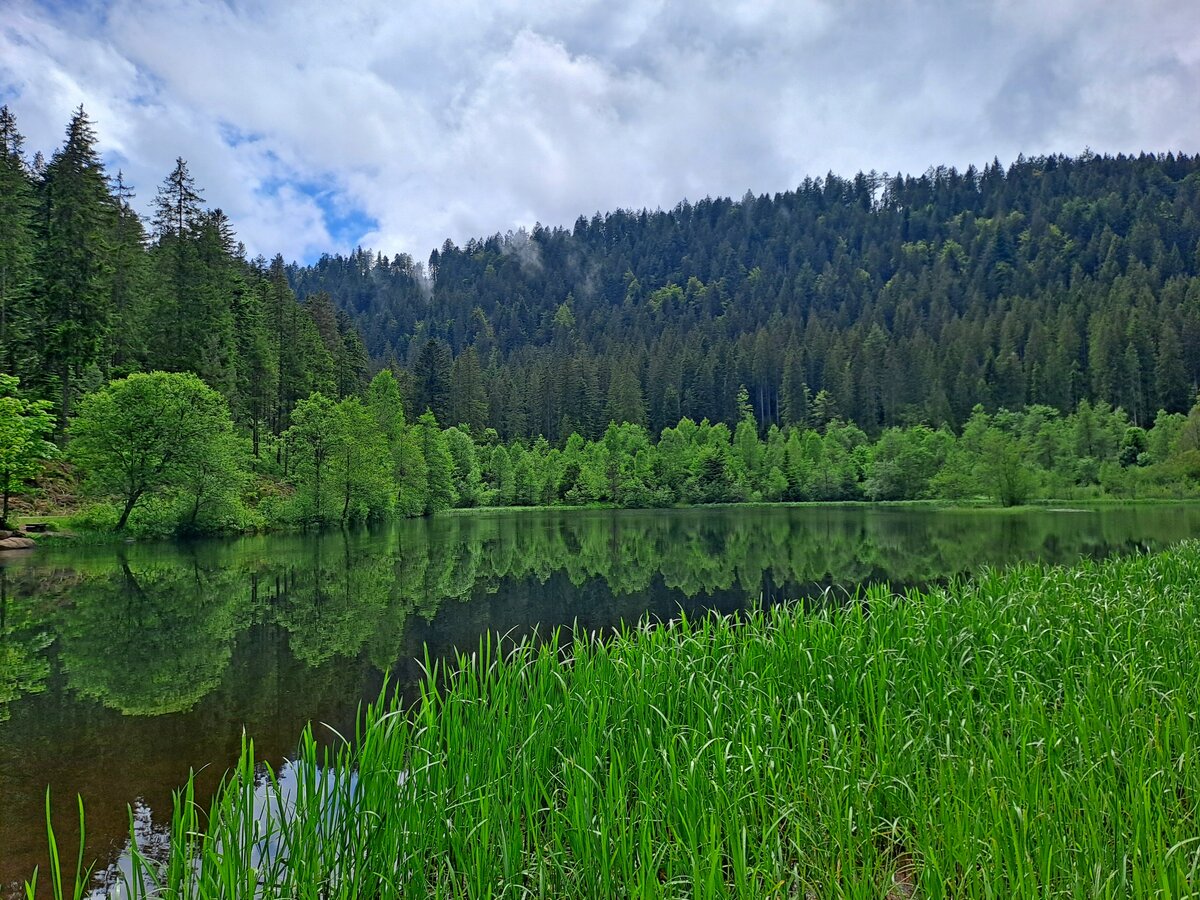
[978,426,1037,506]
[444,427,485,507]
[283,392,339,523]
[511,446,538,506]
[0,105,381,478]
[35,107,115,434]
[367,369,428,517]
[488,444,515,506]
[414,410,454,513]
[448,346,488,433]
[282,153,1200,446]
[53,372,1200,534]
[285,394,394,524]
[330,397,394,522]
[68,371,242,532]
[9,105,1200,524]
[0,570,51,724]
[412,338,452,422]
[604,364,647,428]
[366,369,405,436]
[0,106,37,379]
[0,374,56,525]
[864,426,951,501]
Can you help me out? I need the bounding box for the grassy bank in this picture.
[36,545,1200,898]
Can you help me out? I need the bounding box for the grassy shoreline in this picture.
[33,542,1200,898]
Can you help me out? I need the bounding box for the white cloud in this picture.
[2,0,1198,262]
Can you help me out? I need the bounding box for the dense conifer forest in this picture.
[290,151,1200,439]
[3,104,1200,534]
[0,106,366,444]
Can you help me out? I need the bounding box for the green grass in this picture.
[33,544,1200,898]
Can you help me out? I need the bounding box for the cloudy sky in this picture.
[2,0,1198,263]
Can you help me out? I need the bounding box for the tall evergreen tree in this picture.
[412,338,452,422]
[449,346,488,432]
[105,171,152,377]
[605,364,647,428]
[0,106,37,379]
[35,106,114,436]
[1155,322,1189,413]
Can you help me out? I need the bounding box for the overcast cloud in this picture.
[2,0,1198,263]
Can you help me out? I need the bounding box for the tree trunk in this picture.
[314,460,322,523]
[115,490,142,531]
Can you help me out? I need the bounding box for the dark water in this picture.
[3,504,1200,895]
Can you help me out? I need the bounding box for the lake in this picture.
[3,504,1200,896]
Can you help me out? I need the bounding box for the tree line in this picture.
[26,367,1199,537]
[291,152,1200,442]
[0,105,367,449]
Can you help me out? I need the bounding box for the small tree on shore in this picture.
[69,371,240,530]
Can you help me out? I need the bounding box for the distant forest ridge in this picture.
[287,150,1200,440]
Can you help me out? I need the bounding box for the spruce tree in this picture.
[106,171,152,376]
[0,106,37,379]
[449,346,488,432]
[412,338,452,422]
[36,106,114,436]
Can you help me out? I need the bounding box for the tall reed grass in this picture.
[31,543,1200,898]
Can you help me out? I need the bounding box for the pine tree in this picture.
[35,106,114,436]
[231,263,275,457]
[106,172,152,377]
[604,364,646,428]
[779,347,810,427]
[149,158,205,373]
[336,310,369,397]
[449,346,488,432]
[1155,321,1189,413]
[412,338,452,422]
[0,106,37,379]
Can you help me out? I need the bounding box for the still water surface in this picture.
[3,504,1200,894]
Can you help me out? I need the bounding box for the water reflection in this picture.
[85,761,327,900]
[4,504,1200,895]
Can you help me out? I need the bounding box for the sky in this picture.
[2,0,1199,264]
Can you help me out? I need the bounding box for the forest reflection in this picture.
[5,505,1200,720]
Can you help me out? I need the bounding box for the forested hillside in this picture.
[4,104,1200,534]
[290,153,1200,441]
[0,105,367,446]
